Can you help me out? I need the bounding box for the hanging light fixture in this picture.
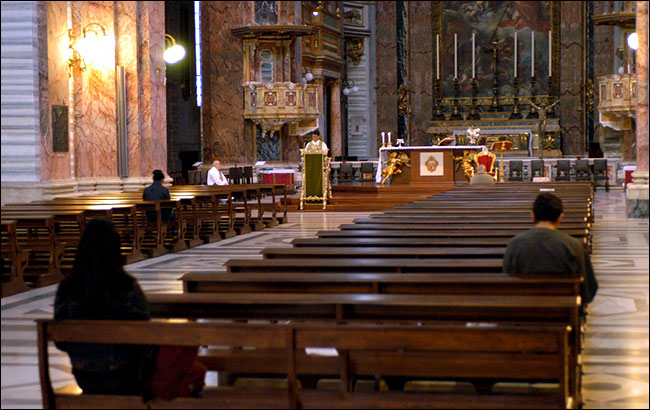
[68,23,115,75]
[164,34,186,64]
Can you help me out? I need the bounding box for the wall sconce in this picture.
[627,32,638,51]
[164,34,186,64]
[301,72,314,83]
[68,23,115,76]
[342,79,359,96]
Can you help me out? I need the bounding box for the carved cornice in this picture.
[231,24,318,39]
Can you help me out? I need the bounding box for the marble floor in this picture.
[1,190,648,409]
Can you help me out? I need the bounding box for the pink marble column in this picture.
[330,80,342,157]
[376,2,398,144]
[636,0,648,174]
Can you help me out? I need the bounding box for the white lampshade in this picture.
[351,86,359,93]
[304,72,314,81]
[627,32,638,51]
[342,88,350,95]
[164,44,186,64]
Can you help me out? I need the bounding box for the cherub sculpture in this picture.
[381,152,411,185]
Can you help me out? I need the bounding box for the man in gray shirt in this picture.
[503,193,598,305]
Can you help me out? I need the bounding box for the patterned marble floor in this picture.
[1,191,648,409]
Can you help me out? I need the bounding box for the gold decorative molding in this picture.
[398,84,411,117]
[344,37,364,65]
[381,152,411,185]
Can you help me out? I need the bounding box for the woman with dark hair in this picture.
[54,218,152,395]
[55,219,206,398]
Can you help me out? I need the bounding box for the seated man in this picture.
[470,164,495,185]
[143,170,174,222]
[207,160,229,186]
[503,193,598,307]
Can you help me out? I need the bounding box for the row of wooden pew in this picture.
[1,184,288,297]
[37,182,594,408]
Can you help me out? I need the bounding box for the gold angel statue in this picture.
[381,152,411,185]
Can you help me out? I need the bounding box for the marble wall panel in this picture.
[39,1,51,181]
[407,0,432,147]
[137,2,152,176]
[201,1,253,164]
[116,1,141,176]
[72,1,118,178]
[148,2,167,173]
[636,1,648,172]
[330,80,342,156]
[375,1,397,143]
[45,1,71,181]
[560,1,586,155]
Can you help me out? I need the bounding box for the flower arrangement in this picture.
[466,127,481,145]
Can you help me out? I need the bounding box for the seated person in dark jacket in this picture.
[142,169,174,222]
[54,219,153,395]
[503,193,598,307]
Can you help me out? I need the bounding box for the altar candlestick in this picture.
[514,31,518,78]
[548,31,552,76]
[454,33,458,79]
[388,132,392,144]
[531,31,535,77]
[436,34,440,80]
[472,32,476,78]
[381,132,385,144]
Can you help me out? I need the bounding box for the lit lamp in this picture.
[627,32,638,51]
[163,34,186,64]
[68,23,115,76]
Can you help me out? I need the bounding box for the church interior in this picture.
[1,1,648,409]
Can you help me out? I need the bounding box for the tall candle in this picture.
[454,33,458,79]
[531,31,535,77]
[548,31,552,76]
[388,132,392,144]
[472,32,476,79]
[381,132,385,144]
[513,32,518,78]
[436,34,440,80]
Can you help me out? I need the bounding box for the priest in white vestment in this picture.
[304,130,328,154]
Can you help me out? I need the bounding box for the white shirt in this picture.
[207,167,229,185]
[304,139,328,154]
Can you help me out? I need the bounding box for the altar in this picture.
[379,146,487,185]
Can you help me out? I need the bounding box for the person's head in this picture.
[476,164,486,174]
[212,160,221,169]
[312,130,321,142]
[152,169,165,182]
[532,193,564,226]
[66,219,128,312]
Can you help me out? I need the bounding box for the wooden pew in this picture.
[0,215,64,287]
[37,319,574,409]
[181,272,580,296]
[225,258,504,273]
[261,246,506,259]
[1,220,30,296]
[292,237,513,248]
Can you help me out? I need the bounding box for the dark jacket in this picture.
[54,274,152,394]
[142,181,173,222]
[503,227,598,305]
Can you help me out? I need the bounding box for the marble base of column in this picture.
[626,171,649,218]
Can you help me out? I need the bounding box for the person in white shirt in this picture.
[304,130,328,154]
[207,160,229,186]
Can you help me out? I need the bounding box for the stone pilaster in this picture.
[626,1,649,218]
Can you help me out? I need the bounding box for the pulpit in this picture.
[300,149,331,209]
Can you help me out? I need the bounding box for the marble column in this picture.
[330,80,342,157]
[627,1,649,218]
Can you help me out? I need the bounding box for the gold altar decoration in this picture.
[424,155,439,173]
[451,150,477,180]
[491,141,513,183]
[381,152,411,185]
[299,149,331,210]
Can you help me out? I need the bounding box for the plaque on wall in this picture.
[420,152,444,176]
[52,105,69,152]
